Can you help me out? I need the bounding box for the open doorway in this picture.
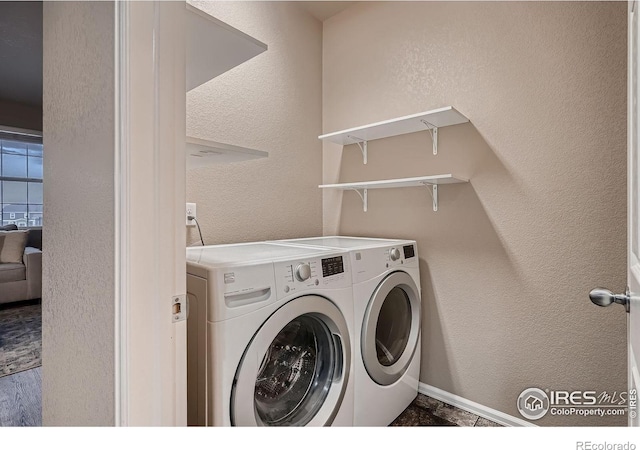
[0,1,43,427]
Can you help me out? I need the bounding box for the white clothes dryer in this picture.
[271,236,422,426]
[186,242,354,426]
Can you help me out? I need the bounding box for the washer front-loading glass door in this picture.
[362,271,421,386]
[232,295,351,426]
[254,315,334,425]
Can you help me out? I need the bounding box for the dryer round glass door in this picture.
[361,271,421,386]
[232,295,351,426]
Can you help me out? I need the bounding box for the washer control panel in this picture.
[295,263,312,281]
[275,253,351,297]
[284,260,319,284]
[321,256,344,277]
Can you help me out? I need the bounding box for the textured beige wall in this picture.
[42,1,115,425]
[323,2,627,426]
[186,1,323,246]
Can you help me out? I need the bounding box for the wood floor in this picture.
[0,367,41,427]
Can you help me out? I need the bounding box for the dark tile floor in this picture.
[0,369,501,428]
[390,394,502,427]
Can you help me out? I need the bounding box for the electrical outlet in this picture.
[186,203,196,226]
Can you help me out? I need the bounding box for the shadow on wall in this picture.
[337,122,530,402]
[321,141,345,236]
[419,183,529,399]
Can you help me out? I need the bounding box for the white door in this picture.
[594,0,640,427]
[629,0,640,428]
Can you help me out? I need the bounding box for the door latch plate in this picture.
[172,294,187,323]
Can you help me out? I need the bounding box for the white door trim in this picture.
[114,0,129,426]
[629,0,640,428]
[114,1,187,426]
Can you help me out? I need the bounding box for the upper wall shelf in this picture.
[186,3,267,92]
[187,137,268,168]
[318,106,469,163]
[319,174,468,212]
[185,4,268,167]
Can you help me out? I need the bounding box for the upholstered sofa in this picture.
[0,226,42,305]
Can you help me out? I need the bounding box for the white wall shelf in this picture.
[187,137,268,168]
[186,4,268,167]
[318,106,469,163]
[186,3,267,91]
[319,174,468,212]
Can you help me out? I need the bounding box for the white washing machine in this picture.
[272,236,421,426]
[186,242,354,426]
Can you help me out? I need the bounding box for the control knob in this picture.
[390,248,401,261]
[295,263,311,282]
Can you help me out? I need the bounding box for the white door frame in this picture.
[629,0,640,428]
[115,0,187,426]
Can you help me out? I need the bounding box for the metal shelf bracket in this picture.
[422,182,438,212]
[432,128,438,155]
[350,188,368,212]
[432,184,438,211]
[421,120,438,155]
[347,135,368,164]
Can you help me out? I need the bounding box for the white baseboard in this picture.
[418,382,537,427]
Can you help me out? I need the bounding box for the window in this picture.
[1,138,43,227]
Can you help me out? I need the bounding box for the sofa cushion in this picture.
[0,231,28,264]
[0,263,26,283]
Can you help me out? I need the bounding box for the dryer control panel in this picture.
[274,253,351,298]
[351,243,419,284]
